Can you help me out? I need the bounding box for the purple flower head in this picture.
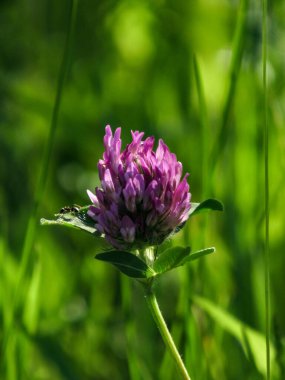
[87,125,191,249]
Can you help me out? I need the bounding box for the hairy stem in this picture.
[145,288,191,380]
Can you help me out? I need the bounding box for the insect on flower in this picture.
[60,204,81,214]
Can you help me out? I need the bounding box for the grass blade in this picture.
[16,0,78,300]
[3,0,79,367]
[193,55,209,198]
[209,0,249,171]
[193,296,277,377]
[262,0,271,377]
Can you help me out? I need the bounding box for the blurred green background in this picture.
[1,0,285,379]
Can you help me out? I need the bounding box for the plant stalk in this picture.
[145,288,191,380]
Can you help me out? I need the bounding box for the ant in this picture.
[59,204,81,214]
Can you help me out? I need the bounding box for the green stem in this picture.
[145,289,191,380]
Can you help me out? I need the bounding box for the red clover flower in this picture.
[41,124,222,380]
[87,125,191,249]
